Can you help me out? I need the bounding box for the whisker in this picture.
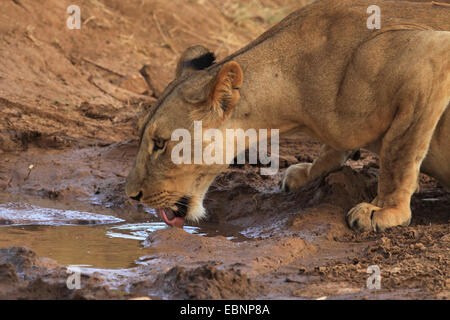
[174,202,189,208]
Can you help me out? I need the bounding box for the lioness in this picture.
[126,0,450,232]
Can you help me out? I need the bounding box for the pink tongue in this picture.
[159,208,185,228]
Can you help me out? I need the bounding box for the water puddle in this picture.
[0,224,150,269]
[0,192,247,269]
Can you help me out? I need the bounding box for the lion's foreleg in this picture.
[347,87,449,232]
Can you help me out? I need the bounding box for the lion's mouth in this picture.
[157,196,190,228]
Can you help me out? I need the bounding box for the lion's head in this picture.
[125,45,243,227]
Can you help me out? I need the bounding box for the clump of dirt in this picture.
[0,246,83,299]
[155,265,265,300]
[0,246,143,300]
[205,156,378,240]
[0,246,60,278]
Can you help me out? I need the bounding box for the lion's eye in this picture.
[153,138,166,152]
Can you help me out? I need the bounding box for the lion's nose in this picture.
[129,191,143,202]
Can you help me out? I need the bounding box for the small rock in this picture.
[415,243,426,251]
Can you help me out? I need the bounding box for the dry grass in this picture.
[140,0,314,68]
[75,0,314,72]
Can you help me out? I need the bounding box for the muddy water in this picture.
[0,224,150,269]
[0,191,246,270]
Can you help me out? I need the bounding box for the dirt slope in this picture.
[0,0,448,300]
[0,0,311,152]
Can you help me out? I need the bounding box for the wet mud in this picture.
[0,134,448,300]
[0,0,448,300]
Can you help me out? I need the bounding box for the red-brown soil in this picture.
[0,0,448,300]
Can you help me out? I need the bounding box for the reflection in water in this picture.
[0,224,151,269]
[0,202,124,226]
[106,222,205,241]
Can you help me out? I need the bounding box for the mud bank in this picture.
[0,136,448,299]
[0,0,448,300]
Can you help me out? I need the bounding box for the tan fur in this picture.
[126,0,450,231]
[192,61,243,122]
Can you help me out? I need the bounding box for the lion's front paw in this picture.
[346,202,411,232]
[281,163,312,192]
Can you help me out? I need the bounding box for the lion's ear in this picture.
[176,45,216,78]
[206,61,243,120]
[186,61,243,124]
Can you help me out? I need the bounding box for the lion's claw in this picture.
[346,202,411,232]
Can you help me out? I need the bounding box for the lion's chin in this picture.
[157,208,185,228]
